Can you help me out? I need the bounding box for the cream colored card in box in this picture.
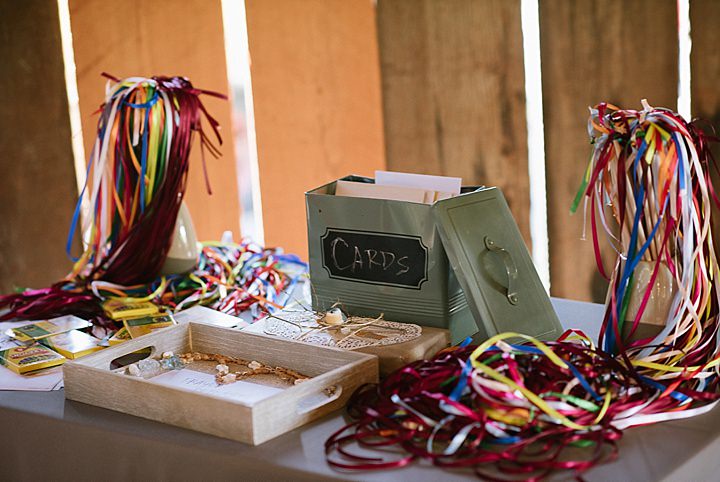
[375,170,462,196]
[335,180,429,203]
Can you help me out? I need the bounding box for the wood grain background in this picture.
[69,0,241,242]
[692,1,720,127]
[377,0,531,246]
[2,0,714,305]
[245,0,386,258]
[0,0,79,292]
[539,0,678,302]
[691,0,720,266]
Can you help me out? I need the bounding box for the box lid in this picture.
[433,187,562,341]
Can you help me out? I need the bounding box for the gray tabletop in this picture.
[1,298,718,481]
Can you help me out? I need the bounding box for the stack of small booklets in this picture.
[103,299,177,346]
[0,300,178,376]
[0,315,95,374]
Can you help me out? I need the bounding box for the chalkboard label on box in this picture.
[321,228,428,289]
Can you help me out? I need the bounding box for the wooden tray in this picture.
[64,322,378,445]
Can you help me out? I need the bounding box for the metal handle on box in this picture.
[484,236,519,305]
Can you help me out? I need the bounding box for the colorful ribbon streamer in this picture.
[0,75,305,326]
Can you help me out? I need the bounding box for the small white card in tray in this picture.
[151,368,283,404]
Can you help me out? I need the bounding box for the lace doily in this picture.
[264,310,422,350]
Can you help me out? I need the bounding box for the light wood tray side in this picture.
[64,362,255,441]
[64,322,379,444]
[68,323,191,370]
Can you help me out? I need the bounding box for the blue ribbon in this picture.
[639,375,689,402]
[65,101,115,261]
[449,359,474,401]
[139,107,151,212]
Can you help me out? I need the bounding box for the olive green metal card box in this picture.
[306,175,562,344]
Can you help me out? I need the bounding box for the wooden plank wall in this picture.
[5,0,715,305]
[245,0,386,258]
[68,0,240,241]
[539,0,679,302]
[376,0,532,246]
[0,1,79,292]
[691,0,720,263]
[691,0,720,127]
